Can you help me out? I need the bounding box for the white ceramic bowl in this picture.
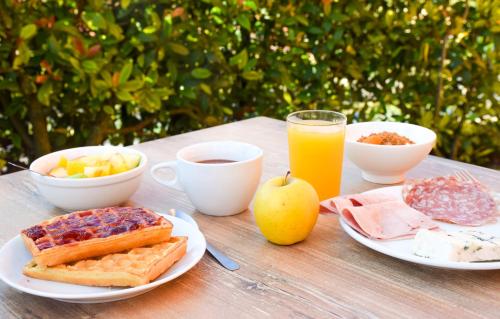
[345,122,436,184]
[30,146,147,211]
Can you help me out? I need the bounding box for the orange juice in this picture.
[287,119,345,200]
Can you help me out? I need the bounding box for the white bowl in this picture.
[345,122,436,184]
[30,146,147,211]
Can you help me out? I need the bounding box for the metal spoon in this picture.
[174,210,240,271]
[7,162,46,176]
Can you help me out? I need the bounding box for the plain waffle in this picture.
[23,236,188,287]
[21,207,172,266]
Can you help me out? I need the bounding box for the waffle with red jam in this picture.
[24,237,187,287]
[21,207,172,266]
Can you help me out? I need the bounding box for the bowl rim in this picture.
[176,140,264,167]
[345,121,436,148]
[29,146,147,187]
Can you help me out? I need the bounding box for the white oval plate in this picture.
[0,214,206,303]
[340,186,500,270]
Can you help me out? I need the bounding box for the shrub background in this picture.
[0,0,498,172]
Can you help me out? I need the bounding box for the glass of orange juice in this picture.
[287,110,347,200]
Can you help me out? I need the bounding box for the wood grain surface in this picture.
[0,117,499,319]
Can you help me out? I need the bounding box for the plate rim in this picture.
[339,186,500,270]
[0,213,207,300]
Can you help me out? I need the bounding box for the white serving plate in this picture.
[0,214,206,303]
[340,186,500,270]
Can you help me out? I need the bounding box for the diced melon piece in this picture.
[109,153,128,175]
[79,155,101,166]
[67,173,87,179]
[99,152,114,161]
[49,167,68,178]
[57,155,68,168]
[84,163,112,177]
[123,154,141,170]
[99,163,111,176]
[84,166,102,178]
[67,159,86,175]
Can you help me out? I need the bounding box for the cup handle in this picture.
[150,161,183,191]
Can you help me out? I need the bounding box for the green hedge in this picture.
[0,0,498,171]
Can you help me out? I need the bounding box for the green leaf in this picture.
[169,43,189,56]
[53,22,81,37]
[20,24,37,40]
[229,49,248,70]
[122,79,143,91]
[308,27,323,35]
[295,16,309,26]
[243,1,257,10]
[333,28,344,42]
[241,71,263,81]
[154,88,174,99]
[103,105,115,115]
[199,83,212,95]
[82,60,99,74]
[93,80,109,91]
[167,59,178,81]
[101,70,112,85]
[138,90,161,112]
[150,12,161,29]
[236,15,251,31]
[69,57,81,71]
[119,61,133,85]
[116,90,134,101]
[0,79,19,91]
[143,26,157,34]
[222,107,233,115]
[121,0,131,9]
[82,12,107,31]
[12,42,33,69]
[37,81,53,106]
[191,68,212,79]
[108,23,124,40]
[283,92,292,105]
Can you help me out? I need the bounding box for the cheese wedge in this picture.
[413,229,500,262]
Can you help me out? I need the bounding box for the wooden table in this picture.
[1,117,499,319]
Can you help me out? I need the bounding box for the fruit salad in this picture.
[48,153,141,178]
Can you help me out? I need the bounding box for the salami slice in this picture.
[402,176,497,226]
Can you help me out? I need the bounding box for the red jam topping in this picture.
[22,207,163,250]
[23,225,46,241]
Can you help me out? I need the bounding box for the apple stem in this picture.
[283,171,291,186]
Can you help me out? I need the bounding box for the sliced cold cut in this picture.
[341,200,438,240]
[403,176,497,226]
[321,193,400,214]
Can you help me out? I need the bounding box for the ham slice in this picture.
[341,200,438,240]
[321,192,400,214]
[322,192,439,240]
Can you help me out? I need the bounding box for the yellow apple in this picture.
[253,174,319,245]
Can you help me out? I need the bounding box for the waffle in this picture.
[21,207,173,266]
[23,237,188,287]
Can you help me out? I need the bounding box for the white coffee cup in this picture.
[150,140,263,216]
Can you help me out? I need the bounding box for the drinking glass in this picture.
[287,110,347,200]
